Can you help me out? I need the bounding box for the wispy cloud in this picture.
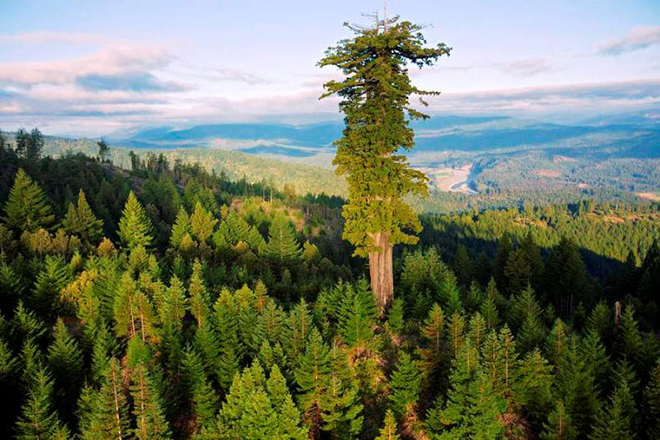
[426,79,660,115]
[437,57,556,76]
[76,72,186,92]
[598,26,660,55]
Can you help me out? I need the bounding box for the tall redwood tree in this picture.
[319,16,450,311]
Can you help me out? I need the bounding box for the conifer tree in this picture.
[130,364,172,440]
[2,169,55,232]
[27,128,44,160]
[376,410,400,440]
[427,340,504,438]
[189,259,211,327]
[15,367,63,440]
[62,189,103,244]
[118,191,153,249]
[322,342,364,437]
[337,280,378,352]
[644,361,660,439]
[319,17,451,310]
[48,319,83,426]
[447,311,465,359]
[387,298,405,335]
[182,347,218,433]
[82,358,130,440]
[266,365,308,439]
[389,353,422,418]
[213,362,306,439]
[294,328,331,437]
[190,201,218,244]
[285,298,313,361]
[169,206,191,250]
[541,401,576,440]
[590,381,636,440]
[263,212,302,270]
[514,349,554,430]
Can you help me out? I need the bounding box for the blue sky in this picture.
[0,0,659,136]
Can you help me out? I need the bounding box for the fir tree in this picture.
[190,201,217,244]
[337,280,378,352]
[419,303,445,377]
[82,358,130,440]
[2,169,55,232]
[427,340,505,439]
[387,298,405,335]
[376,410,400,440]
[169,206,191,250]
[118,191,153,250]
[294,328,331,437]
[182,347,218,433]
[285,298,313,361]
[263,212,302,270]
[389,353,422,418]
[189,259,211,327]
[15,367,63,440]
[62,189,104,244]
[130,364,172,440]
[644,361,660,439]
[319,17,451,310]
[27,128,44,160]
[541,401,577,440]
[47,319,83,426]
[590,381,635,440]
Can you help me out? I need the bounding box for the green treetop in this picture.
[2,168,55,232]
[118,191,153,250]
[62,189,104,244]
[319,16,450,310]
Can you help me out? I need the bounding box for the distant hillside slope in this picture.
[40,136,347,197]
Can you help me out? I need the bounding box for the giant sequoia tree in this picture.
[319,16,450,310]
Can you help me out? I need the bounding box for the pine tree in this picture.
[212,362,306,439]
[389,353,422,418]
[319,17,450,310]
[31,255,71,320]
[14,128,30,158]
[15,367,63,440]
[130,364,172,440]
[62,189,104,244]
[182,347,218,433]
[263,212,302,270]
[169,206,191,249]
[27,128,44,160]
[294,328,331,437]
[266,365,307,439]
[285,298,313,361]
[2,169,55,232]
[190,201,217,244]
[541,401,577,440]
[590,381,635,440]
[118,191,153,249]
[81,358,130,440]
[376,410,400,440]
[322,342,364,437]
[189,259,211,327]
[447,312,465,359]
[48,319,83,426]
[387,298,405,335]
[644,361,660,439]
[337,280,378,352]
[427,340,505,439]
[514,349,554,430]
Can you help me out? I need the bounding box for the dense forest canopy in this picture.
[1,123,660,439]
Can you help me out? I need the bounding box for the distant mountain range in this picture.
[109,112,660,168]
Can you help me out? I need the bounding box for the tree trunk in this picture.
[368,231,394,313]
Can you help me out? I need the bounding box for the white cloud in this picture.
[598,26,660,55]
